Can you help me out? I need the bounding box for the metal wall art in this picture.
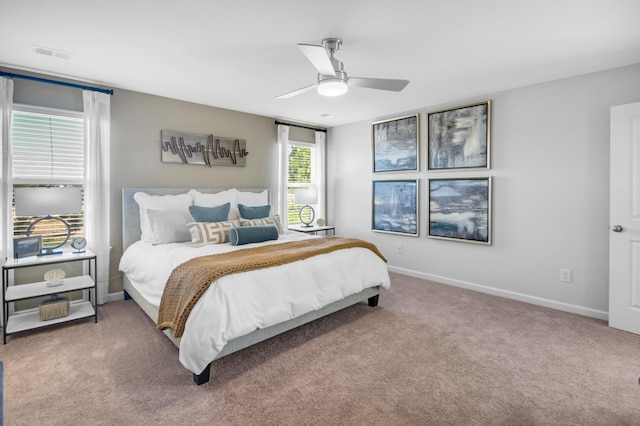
[428,177,492,245]
[161,130,249,167]
[372,179,418,236]
[372,114,419,173]
[427,101,490,170]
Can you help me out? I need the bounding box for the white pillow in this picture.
[146,209,192,245]
[237,189,268,206]
[134,192,193,242]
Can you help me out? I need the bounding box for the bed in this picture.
[119,187,390,385]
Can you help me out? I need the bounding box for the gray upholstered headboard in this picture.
[121,188,269,251]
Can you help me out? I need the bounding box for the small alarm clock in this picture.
[316,218,326,227]
[71,236,87,253]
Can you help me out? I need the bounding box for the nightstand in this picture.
[2,250,98,344]
[288,224,336,236]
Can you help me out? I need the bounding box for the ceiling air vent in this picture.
[32,45,74,60]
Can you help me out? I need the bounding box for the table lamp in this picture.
[294,188,318,227]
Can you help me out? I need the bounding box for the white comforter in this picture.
[118,232,390,374]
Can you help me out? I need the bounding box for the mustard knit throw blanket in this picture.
[157,236,387,337]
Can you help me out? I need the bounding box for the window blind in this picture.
[11,110,85,184]
[11,108,85,244]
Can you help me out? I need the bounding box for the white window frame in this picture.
[287,139,321,225]
[11,104,85,243]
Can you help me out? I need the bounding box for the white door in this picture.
[609,101,640,334]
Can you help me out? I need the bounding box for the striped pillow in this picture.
[187,220,240,246]
[238,214,283,234]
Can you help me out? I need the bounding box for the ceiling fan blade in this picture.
[275,83,317,99]
[348,77,410,92]
[297,43,336,76]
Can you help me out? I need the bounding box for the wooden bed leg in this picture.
[193,363,211,385]
[368,295,379,307]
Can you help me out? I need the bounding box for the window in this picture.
[11,106,85,246]
[287,142,314,224]
[278,125,325,229]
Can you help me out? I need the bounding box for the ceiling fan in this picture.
[275,38,409,99]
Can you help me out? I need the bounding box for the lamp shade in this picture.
[295,188,318,205]
[14,187,82,216]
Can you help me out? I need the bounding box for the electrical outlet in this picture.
[396,243,403,254]
[560,269,572,283]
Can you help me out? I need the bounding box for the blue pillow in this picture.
[189,203,230,222]
[229,225,279,246]
[238,204,271,219]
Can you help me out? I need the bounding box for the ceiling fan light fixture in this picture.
[277,38,409,100]
[317,79,348,97]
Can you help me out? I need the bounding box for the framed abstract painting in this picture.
[428,177,492,244]
[372,114,419,173]
[427,101,491,171]
[372,179,419,236]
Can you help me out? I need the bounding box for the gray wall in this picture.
[6,63,640,317]
[109,90,277,293]
[3,67,278,294]
[327,63,640,318]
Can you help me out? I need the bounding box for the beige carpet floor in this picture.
[2,271,640,425]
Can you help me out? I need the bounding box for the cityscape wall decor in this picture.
[372,179,418,236]
[372,114,419,173]
[161,130,249,167]
[428,177,492,244]
[427,101,490,170]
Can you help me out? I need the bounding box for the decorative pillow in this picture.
[147,209,192,245]
[189,189,269,221]
[239,214,283,234]
[134,192,193,243]
[229,225,279,246]
[187,220,240,246]
[238,204,271,220]
[235,190,269,221]
[189,189,238,220]
[189,203,230,222]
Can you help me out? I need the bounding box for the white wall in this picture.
[327,63,640,318]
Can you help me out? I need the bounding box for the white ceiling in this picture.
[1,0,639,128]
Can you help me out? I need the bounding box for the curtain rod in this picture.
[274,120,326,133]
[0,71,114,95]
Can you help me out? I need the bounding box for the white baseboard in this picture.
[107,291,125,303]
[387,265,609,321]
[106,268,609,321]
